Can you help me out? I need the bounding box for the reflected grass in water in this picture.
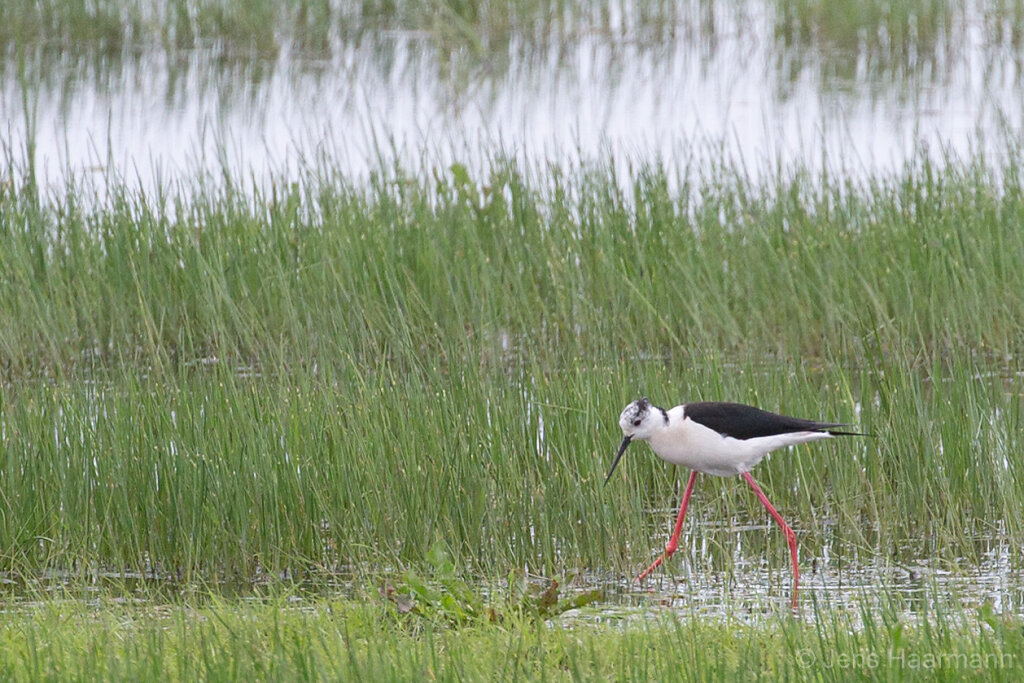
[608,516,1024,622]
[4,0,1024,80]
[5,0,1024,202]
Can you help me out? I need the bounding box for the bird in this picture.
[605,397,861,610]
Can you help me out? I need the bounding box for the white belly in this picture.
[646,417,833,477]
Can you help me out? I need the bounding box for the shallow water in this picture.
[583,515,1024,624]
[3,516,1020,627]
[3,1,1024,194]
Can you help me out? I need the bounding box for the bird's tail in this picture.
[826,428,870,437]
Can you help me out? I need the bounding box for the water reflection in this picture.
[2,2,1024,195]
[4,518,1018,627]
[594,515,1024,624]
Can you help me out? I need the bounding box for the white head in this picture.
[606,398,665,485]
[617,397,664,441]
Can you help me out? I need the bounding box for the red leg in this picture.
[742,472,799,611]
[637,470,699,581]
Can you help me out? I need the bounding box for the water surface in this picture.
[3,1,1023,194]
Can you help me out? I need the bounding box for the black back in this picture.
[683,401,848,440]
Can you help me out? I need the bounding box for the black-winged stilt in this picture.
[605,397,860,609]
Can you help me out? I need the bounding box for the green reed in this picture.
[0,592,1020,681]
[4,153,1024,376]
[1,149,1023,583]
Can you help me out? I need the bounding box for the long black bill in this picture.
[604,436,632,486]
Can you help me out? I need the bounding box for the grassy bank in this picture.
[0,593,1020,682]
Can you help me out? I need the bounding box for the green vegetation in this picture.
[3,4,1024,681]
[0,591,1021,680]
[3,150,1024,580]
[4,105,1024,676]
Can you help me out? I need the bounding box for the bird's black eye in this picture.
[632,418,642,426]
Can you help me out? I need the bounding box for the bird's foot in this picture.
[636,547,675,582]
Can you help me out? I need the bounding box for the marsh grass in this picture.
[6,152,1024,375]
[1,148,1024,585]
[3,3,1024,678]
[0,591,1020,681]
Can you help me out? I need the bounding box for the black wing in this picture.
[683,402,852,440]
